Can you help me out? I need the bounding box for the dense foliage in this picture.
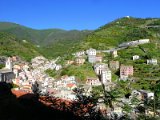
[0,22,92,58]
[0,32,39,61]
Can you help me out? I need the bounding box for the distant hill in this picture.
[85,17,160,49]
[0,22,92,58]
[0,22,66,45]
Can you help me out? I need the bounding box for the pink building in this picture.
[96,56,103,63]
[86,77,101,86]
[120,65,133,80]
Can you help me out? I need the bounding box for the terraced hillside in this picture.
[85,17,160,49]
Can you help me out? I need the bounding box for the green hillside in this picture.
[1,17,160,60]
[85,17,160,49]
[0,22,91,58]
[0,22,65,44]
[38,30,91,58]
[0,32,40,61]
[83,17,160,91]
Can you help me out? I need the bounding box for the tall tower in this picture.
[5,57,12,70]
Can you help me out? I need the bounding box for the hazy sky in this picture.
[0,0,160,30]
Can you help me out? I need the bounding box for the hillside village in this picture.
[0,38,159,119]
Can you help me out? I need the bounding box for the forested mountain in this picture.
[0,22,92,58]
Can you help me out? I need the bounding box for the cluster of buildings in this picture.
[93,63,112,89]
[0,37,158,118]
[98,88,154,118]
[0,56,58,93]
[53,75,77,100]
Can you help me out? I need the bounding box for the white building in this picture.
[111,50,118,58]
[133,55,140,60]
[101,69,112,84]
[75,51,85,57]
[94,63,108,75]
[5,57,12,70]
[61,75,76,83]
[88,55,96,63]
[138,39,150,44]
[147,59,157,65]
[86,48,96,56]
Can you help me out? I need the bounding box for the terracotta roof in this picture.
[11,90,29,98]
[67,83,76,88]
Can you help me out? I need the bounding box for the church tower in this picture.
[5,57,12,70]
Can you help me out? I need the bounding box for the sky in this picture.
[0,0,160,30]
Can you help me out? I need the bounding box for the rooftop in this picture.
[0,68,12,73]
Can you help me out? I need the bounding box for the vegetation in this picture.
[85,17,160,49]
[61,63,96,83]
[0,22,92,58]
[0,64,5,69]
[1,17,160,119]
[0,32,40,61]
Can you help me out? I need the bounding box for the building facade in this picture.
[75,57,85,65]
[101,69,112,84]
[109,61,119,70]
[147,59,157,65]
[94,63,108,75]
[120,65,133,80]
[86,48,97,56]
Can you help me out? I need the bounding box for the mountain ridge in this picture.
[0,22,92,45]
[1,17,160,59]
[0,21,92,58]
